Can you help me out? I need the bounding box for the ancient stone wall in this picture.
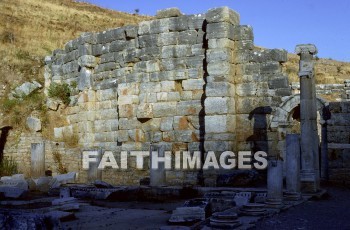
[3,7,296,185]
[327,102,350,184]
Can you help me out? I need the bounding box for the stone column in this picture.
[286,134,301,199]
[87,148,102,182]
[150,145,166,186]
[266,158,283,207]
[31,142,45,178]
[295,44,320,193]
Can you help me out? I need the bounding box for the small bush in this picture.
[0,156,18,177]
[2,98,19,113]
[48,82,71,105]
[52,150,67,174]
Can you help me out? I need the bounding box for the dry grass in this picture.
[0,0,147,131]
[284,53,350,84]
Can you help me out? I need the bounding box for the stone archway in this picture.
[269,94,329,175]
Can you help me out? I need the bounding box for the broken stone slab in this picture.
[53,172,77,186]
[52,197,77,206]
[169,198,210,224]
[9,81,42,99]
[34,176,53,192]
[0,179,28,190]
[169,207,206,223]
[46,98,60,111]
[26,116,42,132]
[234,192,252,207]
[156,8,182,19]
[60,187,71,198]
[0,187,27,199]
[254,193,267,203]
[93,180,114,189]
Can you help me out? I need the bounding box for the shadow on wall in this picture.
[246,106,272,154]
[0,126,12,162]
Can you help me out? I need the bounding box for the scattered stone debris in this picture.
[169,199,210,224]
[8,81,42,99]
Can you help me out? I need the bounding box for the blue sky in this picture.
[84,0,350,62]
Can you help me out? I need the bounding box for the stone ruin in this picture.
[1,6,350,187]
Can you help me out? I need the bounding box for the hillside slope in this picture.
[0,0,148,94]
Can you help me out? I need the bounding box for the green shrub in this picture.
[2,98,19,112]
[0,156,18,177]
[48,82,71,105]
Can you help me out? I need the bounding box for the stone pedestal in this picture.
[295,44,320,193]
[286,134,301,200]
[150,145,166,186]
[87,148,102,182]
[266,158,283,207]
[31,143,45,178]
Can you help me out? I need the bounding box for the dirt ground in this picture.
[254,185,350,230]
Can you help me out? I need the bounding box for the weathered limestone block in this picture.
[206,82,234,97]
[177,100,202,116]
[97,28,125,44]
[119,118,141,130]
[206,22,235,40]
[10,81,42,99]
[128,129,145,142]
[205,115,235,133]
[207,62,232,77]
[78,44,92,56]
[118,95,139,105]
[157,32,179,47]
[168,16,189,32]
[78,55,96,68]
[204,141,234,152]
[160,117,174,131]
[236,97,272,114]
[153,102,177,117]
[268,77,289,89]
[92,43,110,56]
[205,7,240,25]
[26,116,42,132]
[176,30,197,45]
[205,97,235,115]
[260,61,281,74]
[119,104,136,118]
[124,25,138,39]
[207,48,233,63]
[156,92,181,102]
[137,103,153,119]
[161,45,192,58]
[156,8,183,19]
[78,67,92,90]
[234,40,254,50]
[78,32,97,44]
[182,79,204,90]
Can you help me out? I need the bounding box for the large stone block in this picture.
[205,115,235,133]
[182,79,204,90]
[206,22,235,40]
[118,95,139,105]
[161,45,192,58]
[26,116,42,132]
[205,7,240,25]
[207,48,233,63]
[204,141,235,152]
[177,100,202,116]
[206,82,235,97]
[153,102,177,117]
[160,117,174,131]
[137,103,153,119]
[205,97,235,115]
[78,55,97,67]
[156,8,183,19]
[168,16,189,32]
[207,62,232,77]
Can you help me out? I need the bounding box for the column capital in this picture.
[295,44,318,55]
